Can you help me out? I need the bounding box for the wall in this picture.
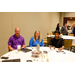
[64,12,75,26]
[0,12,60,56]
[64,12,75,17]
[67,20,75,27]
[59,12,64,26]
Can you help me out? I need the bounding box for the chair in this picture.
[47,33,52,35]
[69,34,74,36]
[64,39,72,50]
[70,44,75,52]
[47,37,51,46]
[72,44,75,46]
[52,31,55,35]
[43,39,48,46]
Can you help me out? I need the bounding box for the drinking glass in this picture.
[36,44,40,52]
[17,45,21,51]
[51,46,55,51]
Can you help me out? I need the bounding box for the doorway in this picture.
[63,17,75,27]
[67,20,75,27]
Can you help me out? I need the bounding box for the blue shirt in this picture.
[29,37,44,47]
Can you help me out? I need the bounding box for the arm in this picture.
[22,45,25,48]
[48,38,55,49]
[8,37,14,51]
[58,39,64,51]
[22,38,25,48]
[8,45,14,51]
[61,27,64,34]
[58,46,64,51]
[48,38,52,46]
[41,39,44,47]
[29,37,33,47]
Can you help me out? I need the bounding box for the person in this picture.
[72,24,75,34]
[73,27,75,36]
[67,25,71,30]
[49,30,64,51]
[8,27,25,51]
[56,23,60,31]
[61,23,68,35]
[29,31,44,47]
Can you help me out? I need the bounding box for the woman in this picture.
[49,30,64,51]
[29,31,44,47]
[56,23,60,31]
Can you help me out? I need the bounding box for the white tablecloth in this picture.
[0,47,75,62]
[47,35,75,44]
[47,35,75,39]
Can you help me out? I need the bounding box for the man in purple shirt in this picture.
[8,27,25,51]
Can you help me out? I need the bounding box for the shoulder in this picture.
[51,38,54,41]
[9,35,14,39]
[30,37,34,40]
[20,35,24,39]
[59,38,64,40]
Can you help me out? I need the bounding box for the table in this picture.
[47,35,75,45]
[47,35,75,39]
[0,47,75,62]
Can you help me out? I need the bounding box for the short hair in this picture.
[54,30,60,34]
[64,23,67,25]
[15,27,20,31]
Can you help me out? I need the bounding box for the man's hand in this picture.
[49,45,55,49]
[8,45,14,51]
[58,46,64,51]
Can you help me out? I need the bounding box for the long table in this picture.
[47,35,75,39]
[47,35,75,45]
[0,47,75,62]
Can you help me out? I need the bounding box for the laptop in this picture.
[21,48,32,52]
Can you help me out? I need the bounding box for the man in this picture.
[49,30,64,51]
[61,23,68,35]
[73,27,75,36]
[8,27,25,51]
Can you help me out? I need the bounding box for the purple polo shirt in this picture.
[8,34,25,49]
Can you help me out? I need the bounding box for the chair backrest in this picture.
[47,37,51,45]
[47,33,52,35]
[52,31,55,35]
[69,34,74,36]
[43,39,47,41]
[43,39,47,44]
[64,39,72,50]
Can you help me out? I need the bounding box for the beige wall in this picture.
[59,12,64,26]
[64,12,75,17]
[0,12,60,56]
[64,12,75,26]
[67,20,75,27]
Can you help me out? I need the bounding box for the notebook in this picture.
[2,58,20,62]
[21,48,32,52]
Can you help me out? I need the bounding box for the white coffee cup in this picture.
[60,34,62,38]
[51,47,54,51]
[17,45,21,51]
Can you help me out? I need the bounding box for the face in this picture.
[35,31,40,38]
[55,33,59,39]
[65,24,67,27]
[15,28,20,37]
